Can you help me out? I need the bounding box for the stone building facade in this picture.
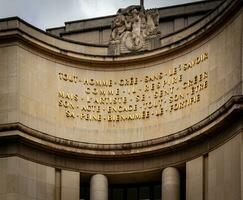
[0,0,243,200]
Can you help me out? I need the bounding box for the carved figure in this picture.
[109,5,161,52]
[145,9,160,36]
[131,9,141,46]
[110,13,126,41]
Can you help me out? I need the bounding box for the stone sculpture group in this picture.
[109,5,160,52]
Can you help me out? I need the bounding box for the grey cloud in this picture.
[0,0,202,30]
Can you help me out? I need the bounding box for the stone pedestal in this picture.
[90,174,108,200]
[162,167,180,200]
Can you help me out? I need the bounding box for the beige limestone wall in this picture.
[186,156,203,200]
[0,9,242,145]
[64,30,100,44]
[0,45,18,124]
[61,170,80,200]
[0,156,55,200]
[207,134,241,200]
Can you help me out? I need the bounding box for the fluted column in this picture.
[90,174,108,200]
[162,167,180,200]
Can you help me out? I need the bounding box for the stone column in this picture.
[90,174,108,200]
[162,167,180,200]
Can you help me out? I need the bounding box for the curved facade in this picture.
[0,0,242,200]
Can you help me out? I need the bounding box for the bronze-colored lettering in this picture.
[58,53,209,123]
[170,94,201,112]
[58,73,78,83]
[119,77,137,86]
[79,113,101,122]
[66,110,75,118]
[136,94,145,102]
[144,73,163,83]
[142,111,150,119]
[169,68,177,76]
[58,91,78,101]
[93,97,127,105]
[191,81,208,95]
[169,94,184,103]
[156,108,164,116]
[107,105,137,113]
[59,100,75,109]
[183,52,209,71]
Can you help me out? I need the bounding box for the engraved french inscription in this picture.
[57,52,209,122]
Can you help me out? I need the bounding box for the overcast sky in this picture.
[0,0,202,30]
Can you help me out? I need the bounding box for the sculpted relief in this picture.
[109,5,160,54]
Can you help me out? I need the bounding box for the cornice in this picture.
[0,96,242,159]
[0,0,240,66]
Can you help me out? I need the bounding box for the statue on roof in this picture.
[109,5,160,54]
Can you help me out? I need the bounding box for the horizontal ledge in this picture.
[0,95,242,158]
[0,0,239,65]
